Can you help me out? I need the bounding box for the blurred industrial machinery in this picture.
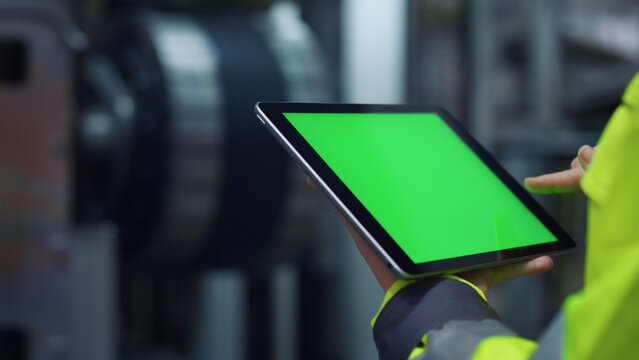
[1,0,334,359]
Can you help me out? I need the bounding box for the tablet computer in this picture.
[255,102,576,278]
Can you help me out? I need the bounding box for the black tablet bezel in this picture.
[255,102,576,278]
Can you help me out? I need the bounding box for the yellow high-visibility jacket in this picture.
[372,73,639,360]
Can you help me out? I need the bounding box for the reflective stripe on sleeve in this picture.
[410,319,517,360]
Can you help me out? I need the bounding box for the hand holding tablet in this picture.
[255,103,576,279]
[308,176,554,293]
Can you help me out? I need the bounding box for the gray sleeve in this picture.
[412,312,564,360]
[413,319,516,360]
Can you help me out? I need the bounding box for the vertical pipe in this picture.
[342,0,408,103]
[530,0,562,128]
[272,265,299,360]
[468,0,497,149]
[192,270,247,360]
[69,224,118,360]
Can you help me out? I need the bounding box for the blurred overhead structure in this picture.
[409,0,639,148]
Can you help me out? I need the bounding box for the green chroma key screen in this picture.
[284,112,558,264]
